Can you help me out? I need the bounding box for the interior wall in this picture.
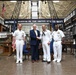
[21,23,50,35]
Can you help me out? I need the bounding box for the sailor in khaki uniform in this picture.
[13,23,26,63]
[52,25,65,62]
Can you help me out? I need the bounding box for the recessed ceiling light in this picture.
[53,1,59,3]
[10,1,17,2]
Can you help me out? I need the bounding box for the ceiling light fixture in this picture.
[45,1,47,4]
[53,1,59,3]
[10,1,17,2]
[23,1,25,4]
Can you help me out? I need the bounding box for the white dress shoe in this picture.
[16,60,19,64]
[20,60,23,64]
[57,60,61,63]
[53,59,57,62]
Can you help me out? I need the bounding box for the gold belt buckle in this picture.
[55,40,57,42]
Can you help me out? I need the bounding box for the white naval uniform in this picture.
[13,29,26,62]
[52,29,65,62]
[41,30,52,62]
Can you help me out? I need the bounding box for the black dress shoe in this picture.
[32,60,35,63]
[35,60,39,62]
[47,61,51,64]
[42,60,46,62]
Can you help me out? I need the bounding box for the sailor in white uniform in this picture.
[52,24,65,62]
[13,23,26,63]
[37,25,52,64]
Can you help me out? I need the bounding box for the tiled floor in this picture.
[0,53,76,75]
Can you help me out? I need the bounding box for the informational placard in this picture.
[0,33,7,38]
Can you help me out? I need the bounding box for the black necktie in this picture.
[42,32,45,36]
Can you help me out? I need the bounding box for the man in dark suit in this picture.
[30,24,40,63]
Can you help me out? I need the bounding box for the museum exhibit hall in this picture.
[0,0,76,75]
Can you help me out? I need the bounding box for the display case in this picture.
[63,31,73,53]
[0,32,12,56]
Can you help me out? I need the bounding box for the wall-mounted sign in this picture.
[4,19,64,25]
[64,8,76,22]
